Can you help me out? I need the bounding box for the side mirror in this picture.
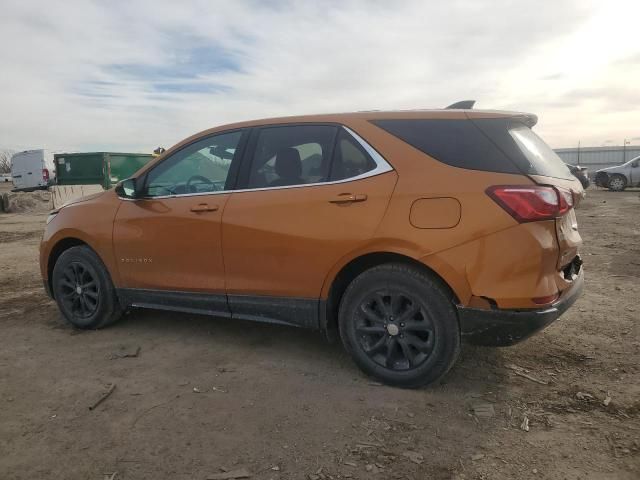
[632,161,638,168]
[115,178,140,199]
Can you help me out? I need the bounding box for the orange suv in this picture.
[40,105,584,387]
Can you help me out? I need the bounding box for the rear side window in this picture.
[371,118,573,179]
[248,125,338,188]
[371,119,519,174]
[329,129,377,181]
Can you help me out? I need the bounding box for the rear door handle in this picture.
[190,203,219,213]
[329,193,368,204]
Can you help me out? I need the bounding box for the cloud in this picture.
[0,0,638,152]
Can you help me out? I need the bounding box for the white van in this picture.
[10,150,55,191]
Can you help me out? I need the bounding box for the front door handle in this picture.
[190,203,219,213]
[328,193,368,204]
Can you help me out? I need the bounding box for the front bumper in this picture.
[457,267,584,346]
[594,172,609,187]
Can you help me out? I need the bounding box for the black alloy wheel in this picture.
[355,291,435,370]
[58,261,100,318]
[52,246,123,329]
[339,263,460,388]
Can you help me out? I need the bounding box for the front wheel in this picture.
[608,174,627,192]
[338,263,460,388]
[52,246,123,329]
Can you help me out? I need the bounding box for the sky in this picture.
[0,0,638,153]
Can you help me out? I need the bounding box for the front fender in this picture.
[40,191,122,286]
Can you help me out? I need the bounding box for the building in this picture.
[555,145,640,175]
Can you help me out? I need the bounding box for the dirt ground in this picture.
[0,184,638,480]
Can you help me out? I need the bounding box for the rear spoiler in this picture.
[512,113,538,127]
[446,100,475,109]
[446,101,538,127]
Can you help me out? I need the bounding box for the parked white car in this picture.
[10,150,55,191]
[0,173,12,183]
[595,155,640,191]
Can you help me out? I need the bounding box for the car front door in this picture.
[221,124,398,327]
[113,130,247,313]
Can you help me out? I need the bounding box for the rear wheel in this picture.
[52,246,123,329]
[338,263,460,388]
[608,174,627,192]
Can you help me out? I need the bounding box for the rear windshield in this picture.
[475,120,572,179]
[371,118,573,180]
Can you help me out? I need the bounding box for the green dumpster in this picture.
[54,152,154,189]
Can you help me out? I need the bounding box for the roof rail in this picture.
[446,100,475,109]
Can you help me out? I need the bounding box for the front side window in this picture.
[248,125,338,188]
[145,130,243,197]
[625,156,640,167]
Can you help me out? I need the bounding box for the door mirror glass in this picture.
[116,178,138,199]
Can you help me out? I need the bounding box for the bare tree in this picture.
[0,149,14,174]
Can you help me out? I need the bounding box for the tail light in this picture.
[486,185,573,223]
[42,168,50,182]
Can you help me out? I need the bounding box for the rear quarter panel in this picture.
[332,118,570,309]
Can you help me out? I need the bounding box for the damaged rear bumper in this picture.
[457,267,584,346]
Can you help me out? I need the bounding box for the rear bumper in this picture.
[457,267,584,346]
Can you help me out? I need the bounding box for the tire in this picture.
[338,263,460,388]
[608,174,627,192]
[52,246,123,329]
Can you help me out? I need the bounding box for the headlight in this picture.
[46,212,58,224]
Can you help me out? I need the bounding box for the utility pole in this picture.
[623,138,630,163]
[577,140,580,166]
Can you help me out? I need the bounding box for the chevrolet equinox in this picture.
[41,105,585,387]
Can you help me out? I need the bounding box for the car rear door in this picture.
[221,124,397,327]
[112,129,247,314]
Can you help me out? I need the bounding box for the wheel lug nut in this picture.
[400,323,405,327]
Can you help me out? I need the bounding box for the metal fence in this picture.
[555,146,640,174]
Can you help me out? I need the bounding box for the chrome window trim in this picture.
[343,126,393,176]
[134,126,394,200]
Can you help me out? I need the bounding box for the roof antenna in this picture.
[446,100,475,109]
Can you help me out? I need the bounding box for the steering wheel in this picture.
[186,175,213,192]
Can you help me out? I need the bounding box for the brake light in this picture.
[486,185,573,223]
[557,187,573,214]
[42,168,50,182]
